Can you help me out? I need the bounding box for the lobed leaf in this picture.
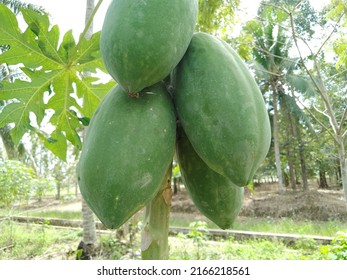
[0,3,115,161]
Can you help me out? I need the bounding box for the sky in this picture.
[21,0,112,38]
[21,0,331,40]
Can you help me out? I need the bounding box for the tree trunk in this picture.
[77,0,97,259]
[318,164,329,189]
[81,198,97,242]
[296,125,309,190]
[85,0,94,37]
[337,137,347,210]
[0,124,17,159]
[271,84,285,193]
[141,166,172,260]
[286,147,297,191]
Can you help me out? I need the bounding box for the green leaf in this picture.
[0,101,32,144]
[43,130,68,161]
[0,3,115,160]
[287,74,317,97]
[58,30,76,64]
[75,31,107,73]
[0,5,61,69]
[21,8,63,64]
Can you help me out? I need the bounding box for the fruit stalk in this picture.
[141,165,172,260]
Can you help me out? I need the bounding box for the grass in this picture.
[0,219,345,260]
[0,221,82,260]
[25,210,81,220]
[170,215,346,237]
[1,186,346,259]
[1,198,346,260]
[168,236,324,260]
[232,217,346,237]
[2,206,345,237]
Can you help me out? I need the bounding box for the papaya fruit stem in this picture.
[141,164,173,260]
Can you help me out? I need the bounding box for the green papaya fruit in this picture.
[77,83,176,229]
[100,0,198,94]
[176,126,244,229]
[173,32,271,187]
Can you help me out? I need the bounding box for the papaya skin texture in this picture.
[173,32,271,187]
[77,83,176,229]
[177,127,244,230]
[100,0,198,94]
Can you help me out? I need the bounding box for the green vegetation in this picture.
[0,160,55,207]
[170,216,346,237]
[232,217,346,237]
[320,231,347,260]
[0,221,81,260]
[5,207,344,238]
[1,220,345,260]
[25,210,81,220]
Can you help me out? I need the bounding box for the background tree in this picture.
[287,0,347,208]
[196,0,240,38]
[237,0,321,193]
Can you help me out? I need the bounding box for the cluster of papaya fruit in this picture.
[77,0,271,230]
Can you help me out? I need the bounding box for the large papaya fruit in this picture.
[176,127,244,229]
[174,32,271,187]
[77,83,176,229]
[100,0,198,94]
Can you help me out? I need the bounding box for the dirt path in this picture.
[34,184,347,222]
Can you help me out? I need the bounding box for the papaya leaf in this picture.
[43,130,68,162]
[0,5,61,69]
[0,4,115,161]
[21,8,63,64]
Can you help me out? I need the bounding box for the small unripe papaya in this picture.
[177,127,244,229]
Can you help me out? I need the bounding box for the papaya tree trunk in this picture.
[78,0,97,257]
[141,165,172,260]
[82,198,97,244]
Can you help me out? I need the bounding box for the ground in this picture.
[171,183,347,222]
[4,182,346,260]
[31,182,347,222]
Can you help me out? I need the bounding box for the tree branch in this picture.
[339,105,347,136]
[315,12,345,57]
[290,89,339,144]
[289,11,340,136]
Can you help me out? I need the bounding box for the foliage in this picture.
[0,221,81,259]
[0,215,345,260]
[98,235,131,260]
[176,221,210,259]
[320,231,347,260]
[0,0,45,14]
[0,159,56,207]
[196,0,240,35]
[0,160,32,206]
[0,4,115,161]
